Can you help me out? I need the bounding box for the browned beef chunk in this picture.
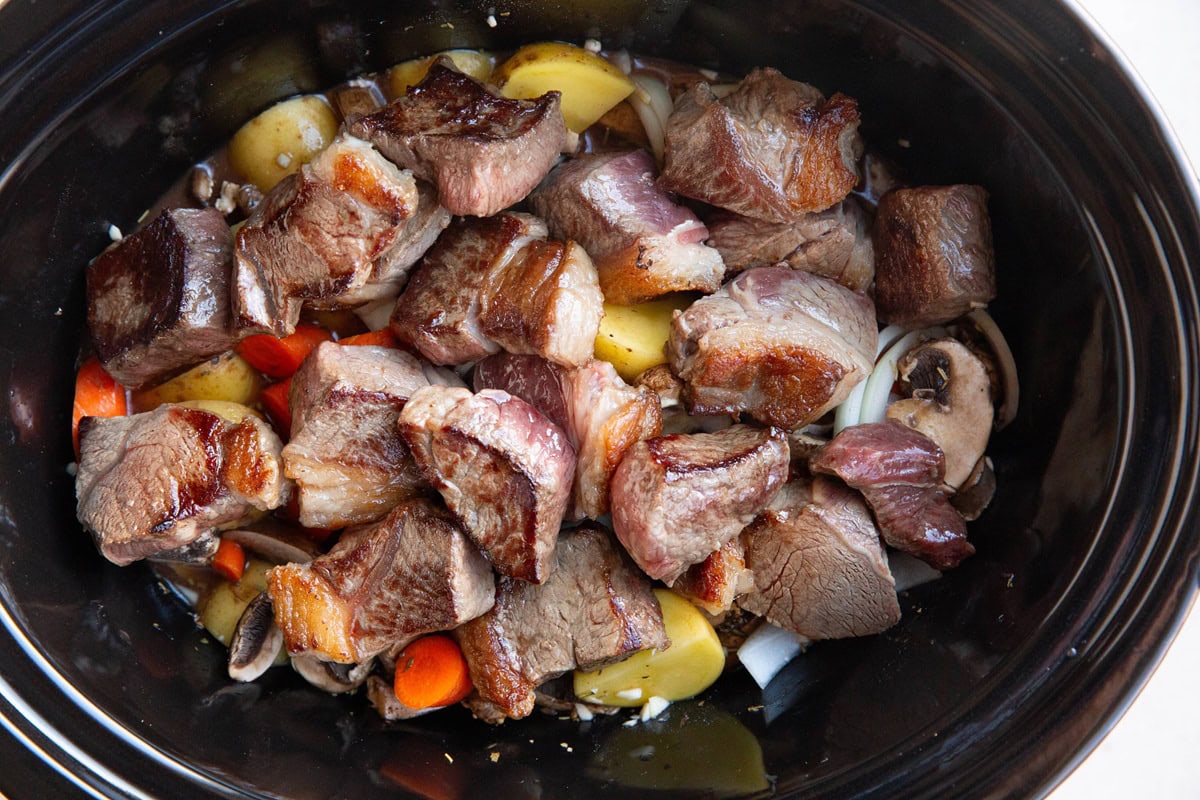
[706,200,875,292]
[268,497,494,663]
[333,181,451,306]
[529,149,724,304]
[389,212,602,367]
[740,477,900,639]
[668,267,877,429]
[398,386,576,583]
[350,60,568,217]
[233,134,418,336]
[474,354,662,519]
[660,69,862,222]
[87,208,236,388]
[76,406,287,566]
[282,342,430,528]
[809,420,974,570]
[673,538,752,616]
[455,524,669,721]
[611,425,789,584]
[873,185,996,326]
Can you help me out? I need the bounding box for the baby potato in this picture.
[198,557,273,646]
[491,42,636,132]
[594,295,692,382]
[132,352,262,412]
[574,589,725,707]
[228,94,338,191]
[387,49,496,97]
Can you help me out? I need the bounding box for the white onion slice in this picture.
[833,324,911,434]
[857,326,947,426]
[888,550,943,592]
[353,296,396,332]
[629,74,672,162]
[737,623,810,689]
[966,308,1020,429]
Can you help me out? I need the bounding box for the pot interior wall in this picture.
[0,1,1194,798]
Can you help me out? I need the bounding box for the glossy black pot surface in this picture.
[0,1,1197,797]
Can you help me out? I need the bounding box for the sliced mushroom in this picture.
[222,528,316,566]
[292,654,373,694]
[885,338,993,491]
[366,674,430,720]
[950,455,997,521]
[228,591,284,682]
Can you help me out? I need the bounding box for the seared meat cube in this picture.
[268,498,494,663]
[809,420,974,570]
[87,208,236,388]
[673,538,752,616]
[474,354,662,519]
[706,200,875,292]
[333,181,451,306]
[398,386,576,583]
[390,212,602,367]
[76,406,287,566]
[565,360,662,518]
[529,149,724,304]
[455,524,669,721]
[611,425,789,584]
[234,134,418,336]
[660,68,862,222]
[740,477,900,639]
[873,185,996,326]
[282,342,430,528]
[668,267,877,429]
[350,60,569,217]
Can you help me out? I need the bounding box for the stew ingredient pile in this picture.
[72,41,1018,724]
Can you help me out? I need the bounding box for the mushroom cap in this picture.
[884,338,993,490]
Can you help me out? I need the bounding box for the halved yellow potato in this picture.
[593,295,692,382]
[387,49,496,96]
[228,94,338,191]
[132,352,262,412]
[198,557,273,646]
[491,42,635,132]
[573,589,724,706]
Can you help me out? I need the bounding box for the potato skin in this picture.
[131,352,262,411]
[228,95,339,191]
[492,42,635,133]
[387,49,495,97]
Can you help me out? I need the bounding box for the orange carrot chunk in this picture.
[236,324,333,378]
[211,538,246,582]
[339,329,398,348]
[393,634,474,709]
[73,357,128,457]
[259,378,293,435]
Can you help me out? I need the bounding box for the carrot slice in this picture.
[211,538,246,582]
[339,329,397,348]
[259,378,292,435]
[73,357,127,457]
[236,324,333,378]
[393,634,473,709]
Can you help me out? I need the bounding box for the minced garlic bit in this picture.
[444,752,454,764]
[574,702,594,721]
[639,696,669,722]
[275,152,293,169]
[107,224,123,242]
[489,751,500,763]
[583,38,602,53]
[486,13,497,28]
[615,687,642,702]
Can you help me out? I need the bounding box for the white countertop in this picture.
[1049,2,1200,798]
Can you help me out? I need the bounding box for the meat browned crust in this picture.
[76,406,287,566]
[611,424,789,584]
[268,497,495,663]
[398,386,576,583]
[87,208,237,388]
[455,524,668,720]
[660,68,862,222]
[350,60,568,217]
